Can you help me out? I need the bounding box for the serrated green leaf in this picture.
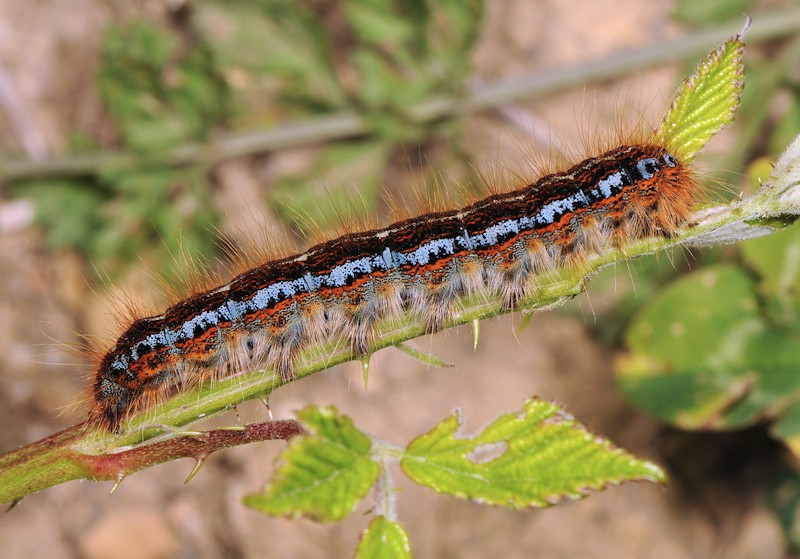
[401,398,664,509]
[656,26,746,159]
[355,516,411,559]
[243,406,379,522]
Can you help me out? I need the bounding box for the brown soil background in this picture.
[0,1,791,558]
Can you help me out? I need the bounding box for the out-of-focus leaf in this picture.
[86,166,217,274]
[771,100,800,159]
[19,180,107,253]
[773,404,800,460]
[561,250,692,344]
[618,264,800,431]
[99,21,228,152]
[741,224,800,329]
[428,0,483,68]
[352,49,432,110]
[206,0,345,113]
[345,0,422,48]
[745,156,777,195]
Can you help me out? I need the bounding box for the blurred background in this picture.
[0,0,799,557]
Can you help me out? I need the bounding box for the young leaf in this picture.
[401,398,664,509]
[243,406,379,521]
[656,21,747,159]
[355,516,412,559]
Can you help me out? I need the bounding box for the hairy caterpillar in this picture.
[91,140,696,431]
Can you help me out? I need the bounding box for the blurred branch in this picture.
[2,9,800,183]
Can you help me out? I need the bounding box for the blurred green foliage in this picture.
[613,7,800,551]
[15,17,228,274]
[618,260,799,428]
[99,21,228,152]
[673,0,755,26]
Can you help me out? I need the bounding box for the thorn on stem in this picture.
[185,455,208,484]
[5,498,21,512]
[109,473,126,496]
[155,424,206,438]
[394,342,454,368]
[360,354,371,389]
[516,312,533,334]
[178,430,207,438]
[218,425,247,431]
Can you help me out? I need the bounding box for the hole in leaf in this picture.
[466,441,508,465]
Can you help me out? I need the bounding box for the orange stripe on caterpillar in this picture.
[91,143,696,431]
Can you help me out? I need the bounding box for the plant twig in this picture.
[0,132,798,505]
[0,420,304,507]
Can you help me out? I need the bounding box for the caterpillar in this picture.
[91,140,696,431]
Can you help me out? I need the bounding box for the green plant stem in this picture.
[2,10,799,183]
[0,133,798,505]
